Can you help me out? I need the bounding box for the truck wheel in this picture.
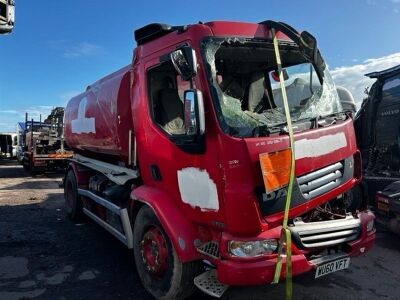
[22,158,29,171]
[64,169,83,220]
[133,206,202,300]
[29,158,38,175]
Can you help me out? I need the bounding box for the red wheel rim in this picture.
[140,226,168,276]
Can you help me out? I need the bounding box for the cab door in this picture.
[132,43,226,226]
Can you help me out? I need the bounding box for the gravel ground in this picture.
[1,159,400,300]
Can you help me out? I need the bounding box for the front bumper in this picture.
[215,210,376,286]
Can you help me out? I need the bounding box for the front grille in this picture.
[290,214,361,249]
[297,162,344,199]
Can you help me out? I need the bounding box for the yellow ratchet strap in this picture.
[270,28,296,300]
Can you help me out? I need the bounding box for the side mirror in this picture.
[170,46,197,81]
[184,89,205,136]
[300,31,326,75]
[0,0,15,34]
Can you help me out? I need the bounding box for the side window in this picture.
[148,61,187,135]
[382,75,400,101]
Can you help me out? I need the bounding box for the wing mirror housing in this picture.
[170,46,197,81]
[0,0,15,34]
[299,31,326,76]
[184,89,205,136]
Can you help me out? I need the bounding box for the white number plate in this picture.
[315,257,350,278]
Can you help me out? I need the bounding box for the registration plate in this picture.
[315,257,350,278]
[377,202,389,212]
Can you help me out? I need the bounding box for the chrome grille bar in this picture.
[290,214,361,249]
[300,170,342,192]
[298,162,343,184]
[297,162,344,199]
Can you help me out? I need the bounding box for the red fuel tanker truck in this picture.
[64,20,376,299]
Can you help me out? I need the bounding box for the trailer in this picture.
[22,107,73,174]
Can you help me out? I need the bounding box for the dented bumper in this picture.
[215,210,376,286]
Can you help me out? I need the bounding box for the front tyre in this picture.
[133,206,202,300]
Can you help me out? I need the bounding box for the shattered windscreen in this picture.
[201,38,343,137]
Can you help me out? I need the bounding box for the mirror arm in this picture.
[260,20,326,79]
[259,20,301,45]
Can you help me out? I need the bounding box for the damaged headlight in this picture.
[229,239,278,257]
[367,219,374,232]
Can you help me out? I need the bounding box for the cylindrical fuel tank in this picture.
[64,65,133,164]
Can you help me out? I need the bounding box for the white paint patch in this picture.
[177,168,219,212]
[71,97,95,134]
[295,132,347,159]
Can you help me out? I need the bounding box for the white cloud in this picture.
[0,106,54,122]
[0,106,55,132]
[62,42,103,59]
[331,53,400,108]
[48,40,104,59]
[24,106,54,121]
[0,110,18,114]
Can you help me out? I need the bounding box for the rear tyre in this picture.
[133,206,202,300]
[64,169,83,220]
[29,158,38,175]
[22,158,29,171]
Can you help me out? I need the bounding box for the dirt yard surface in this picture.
[1,159,400,300]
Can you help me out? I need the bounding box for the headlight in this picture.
[229,239,278,257]
[367,219,374,232]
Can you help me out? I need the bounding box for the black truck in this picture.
[354,64,400,233]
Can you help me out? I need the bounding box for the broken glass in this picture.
[201,38,343,137]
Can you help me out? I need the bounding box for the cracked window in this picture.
[201,38,343,137]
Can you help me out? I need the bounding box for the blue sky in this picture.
[1,0,400,132]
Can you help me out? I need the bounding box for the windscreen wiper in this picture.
[312,112,347,128]
[252,123,287,137]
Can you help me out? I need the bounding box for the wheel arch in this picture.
[130,185,202,263]
[64,161,95,187]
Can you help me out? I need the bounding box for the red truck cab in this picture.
[64,20,375,299]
